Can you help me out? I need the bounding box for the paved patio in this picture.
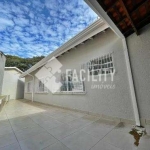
[0,99,149,150]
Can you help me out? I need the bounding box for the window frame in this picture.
[35,78,48,94]
[87,52,115,76]
[57,71,85,94]
[25,81,33,93]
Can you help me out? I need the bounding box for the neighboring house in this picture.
[20,19,137,124]
[0,51,6,95]
[2,67,24,100]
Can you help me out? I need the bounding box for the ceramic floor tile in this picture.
[43,141,70,150]
[9,116,32,124]
[0,142,21,150]
[135,135,150,150]
[81,115,100,122]
[0,133,18,148]
[11,120,38,131]
[1,100,149,150]
[38,119,64,130]
[114,122,132,133]
[19,132,58,150]
[15,126,46,141]
[90,140,122,150]
[49,112,70,119]
[29,114,54,123]
[103,129,135,150]
[81,119,116,139]
[47,124,78,140]
[0,120,11,129]
[67,115,100,130]
[0,126,13,136]
[62,131,99,150]
[67,111,86,118]
[56,115,77,124]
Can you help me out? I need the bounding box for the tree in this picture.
[5,55,45,71]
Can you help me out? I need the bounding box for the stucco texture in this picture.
[127,24,150,120]
[2,69,25,100]
[24,29,134,121]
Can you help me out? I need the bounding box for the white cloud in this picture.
[13,17,29,27]
[0,18,14,26]
[0,17,14,31]
[0,0,98,58]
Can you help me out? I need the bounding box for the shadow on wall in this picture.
[16,79,24,99]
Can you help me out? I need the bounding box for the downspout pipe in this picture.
[122,38,141,126]
[84,0,141,126]
[26,73,34,102]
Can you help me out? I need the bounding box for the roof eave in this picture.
[84,0,124,39]
[20,19,108,78]
[5,67,23,74]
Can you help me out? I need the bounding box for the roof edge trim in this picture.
[20,19,108,78]
[5,67,23,74]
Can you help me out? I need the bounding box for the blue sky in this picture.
[0,0,98,58]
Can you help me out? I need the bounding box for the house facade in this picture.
[2,67,24,100]
[126,26,150,124]
[85,0,150,126]
[21,20,137,123]
[0,52,6,95]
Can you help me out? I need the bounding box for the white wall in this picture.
[127,24,150,121]
[2,69,25,100]
[0,54,6,94]
[25,29,134,121]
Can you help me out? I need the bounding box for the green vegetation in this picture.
[5,55,45,72]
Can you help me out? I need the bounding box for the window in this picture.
[25,81,32,93]
[60,71,84,92]
[87,53,114,75]
[35,78,48,93]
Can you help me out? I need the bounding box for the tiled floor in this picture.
[0,99,149,150]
